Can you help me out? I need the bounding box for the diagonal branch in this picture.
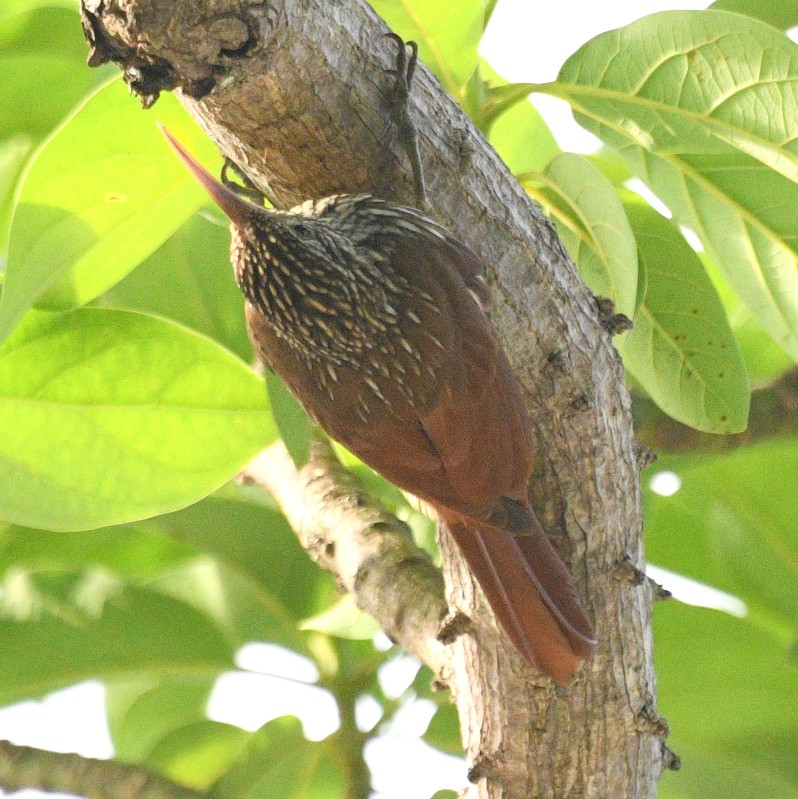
[0,739,203,799]
[242,437,451,678]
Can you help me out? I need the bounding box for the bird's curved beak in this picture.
[158,123,254,227]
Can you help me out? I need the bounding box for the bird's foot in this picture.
[384,33,429,210]
[221,158,266,206]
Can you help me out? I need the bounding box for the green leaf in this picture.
[0,308,274,531]
[0,136,31,260]
[300,594,380,640]
[521,153,638,318]
[146,720,251,789]
[0,80,219,340]
[423,703,462,756]
[368,0,483,95]
[655,602,798,798]
[107,677,217,763]
[645,440,798,636]
[534,11,798,359]
[621,198,750,432]
[266,372,313,468]
[0,583,235,705]
[100,211,252,361]
[481,61,560,173]
[211,716,345,799]
[487,94,559,174]
[0,6,112,142]
[709,0,798,30]
[144,494,333,647]
[0,521,195,580]
[550,11,798,183]
[701,256,794,384]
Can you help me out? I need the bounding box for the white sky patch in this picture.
[627,179,672,217]
[0,682,113,759]
[378,654,422,699]
[678,225,704,251]
[208,671,339,741]
[647,564,748,617]
[649,470,682,496]
[235,641,319,682]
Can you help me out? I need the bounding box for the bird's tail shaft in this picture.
[441,512,596,684]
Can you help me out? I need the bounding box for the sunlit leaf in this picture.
[533,11,798,359]
[368,0,483,94]
[0,5,111,142]
[300,595,380,641]
[101,211,251,361]
[0,309,273,531]
[0,80,219,340]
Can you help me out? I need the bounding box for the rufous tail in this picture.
[441,512,596,685]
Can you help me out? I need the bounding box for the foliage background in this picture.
[0,0,797,797]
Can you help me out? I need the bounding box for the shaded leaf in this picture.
[211,716,344,799]
[622,197,749,432]
[0,521,195,580]
[266,371,313,468]
[0,309,273,531]
[701,255,794,384]
[423,703,462,756]
[146,720,251,789]
[107,677,217,763]
[709,0,798,29]
[655,602,798,798]
[0,583,235,705]
[645,440,798,635]
[521,153,638,318]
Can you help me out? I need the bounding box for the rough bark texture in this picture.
[243,437,452,678]
[80,1,666,796]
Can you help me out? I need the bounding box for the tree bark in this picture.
[80,1,667,796]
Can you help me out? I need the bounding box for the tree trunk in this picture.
[80,0,669,796]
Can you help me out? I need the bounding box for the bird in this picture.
[158,40,596,684]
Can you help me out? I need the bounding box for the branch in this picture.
[0,740,203,799]
[80,1,662,796]
[242,437,451,678]
[634,367,798,454]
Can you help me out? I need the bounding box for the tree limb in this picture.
[79,1,663,796]
[242,437,451,678]
[0,740,203,799]
[634,367,798,454]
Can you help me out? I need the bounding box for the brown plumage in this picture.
[160,127,596,684]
